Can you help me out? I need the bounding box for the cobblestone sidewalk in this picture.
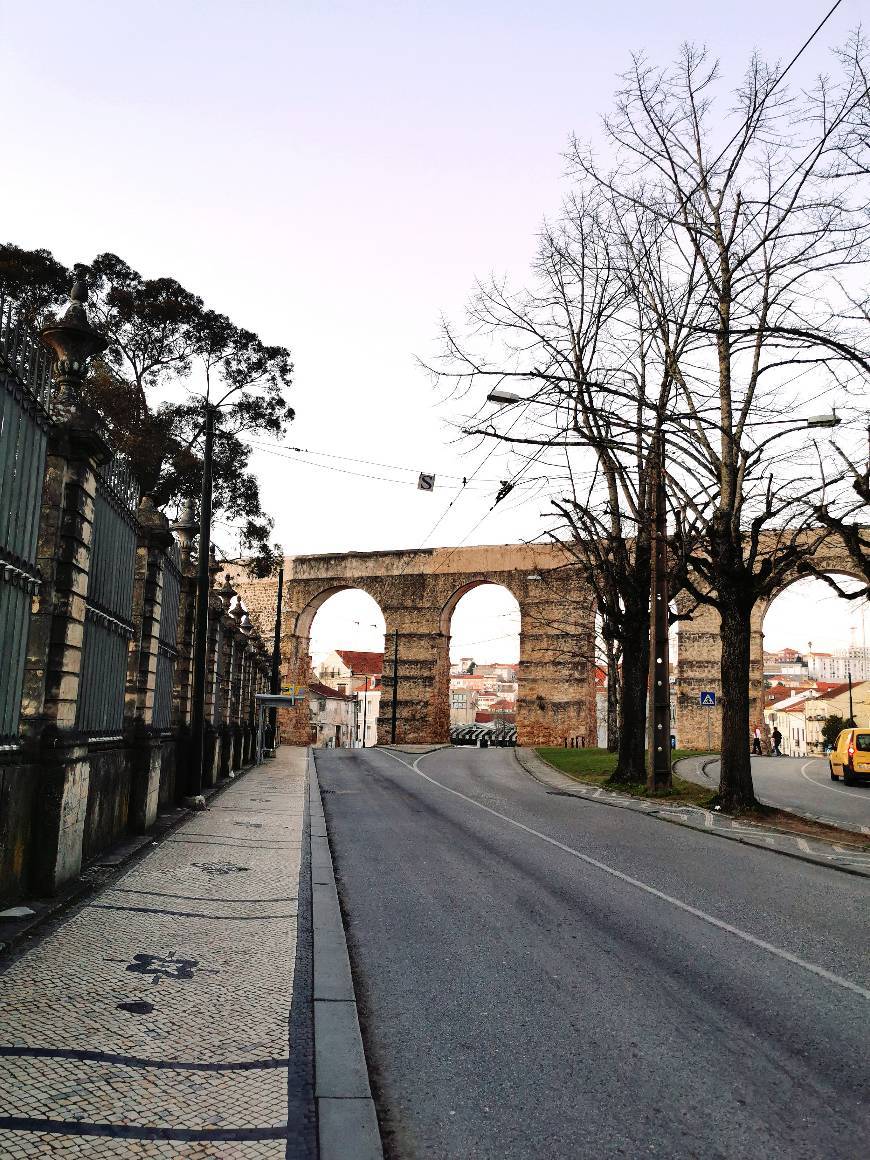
[0,747,314,1158]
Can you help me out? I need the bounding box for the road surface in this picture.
[315,746,869,1160]
[677,754,870,834]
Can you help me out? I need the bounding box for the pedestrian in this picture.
[752,726,762,756]
[771,726,782,757]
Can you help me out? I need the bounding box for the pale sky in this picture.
[2,0,865,664]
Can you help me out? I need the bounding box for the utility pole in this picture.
[847,667,854,724]
[361,674,369,748]
[647,431,672,792]
[267,559,284,753]
[187,402,215,802]
[390,628,399,744]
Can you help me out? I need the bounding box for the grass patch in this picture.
[535,747,717,808]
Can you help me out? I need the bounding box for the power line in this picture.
[244,437,504,488]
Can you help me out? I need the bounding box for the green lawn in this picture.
[535,747,717,808]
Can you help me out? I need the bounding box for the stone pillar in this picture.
[126,496,173,832]
[674,600,722,750]
[19,402,111,893]
[378,612,445,745]
[516,575,596,747]
[280,630,315,745]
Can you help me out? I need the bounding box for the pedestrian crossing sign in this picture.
[699,691,716,707]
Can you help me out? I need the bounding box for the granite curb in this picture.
[514,747,870,879]
[308,749,383,1160]
[673,754,870,837]
[0,759,259,960]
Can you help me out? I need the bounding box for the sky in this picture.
[2,0,866,664]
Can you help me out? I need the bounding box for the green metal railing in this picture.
[212,620,225,724]
[0,301,52,743]
[75,459,139,735]
[153,538,181,730]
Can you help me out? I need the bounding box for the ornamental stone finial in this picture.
[40,266,107,408]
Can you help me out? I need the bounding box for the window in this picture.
[856,734,870,752]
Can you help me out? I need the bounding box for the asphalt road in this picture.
[315,746,869,1160]
[677,754,870,834]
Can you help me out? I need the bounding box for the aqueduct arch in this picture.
[228,529,865,751]
[229,543,596,747]
[675,532,866,749]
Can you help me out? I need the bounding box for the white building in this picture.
[315,649,382,747]
[308,681,358,748]
[806,646,870,683]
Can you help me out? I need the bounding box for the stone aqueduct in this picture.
[229,536,864,749]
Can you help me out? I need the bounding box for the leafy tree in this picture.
[822,714,848,748]
[0,245,293,572]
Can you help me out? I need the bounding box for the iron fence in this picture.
[75,458,139,735]
[0,303,52,743]
[212,619,225,724]
[152,538,181,730]
[0,294,54,413]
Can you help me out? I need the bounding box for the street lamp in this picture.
[267,552,284,753]
[806,412,841,429]
[186,401,217,804]
[487,388,524,405]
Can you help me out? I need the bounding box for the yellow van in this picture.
[829,728,870,785]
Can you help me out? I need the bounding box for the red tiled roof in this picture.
[335,650,383,676]
[489,699,516,711]
[816,682,858,700]
[309,681,357,702]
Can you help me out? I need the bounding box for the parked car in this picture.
[829,728,870,785]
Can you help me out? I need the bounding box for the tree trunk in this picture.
[718,600,758,811]
[611,619,648,783]
[606,639,620,752]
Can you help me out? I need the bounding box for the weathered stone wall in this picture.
[81,745,133,864]
[0,759,38,904]
[675,534,866,749]
[228,543,597,748]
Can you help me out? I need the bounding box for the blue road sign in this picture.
[699,691,716,707]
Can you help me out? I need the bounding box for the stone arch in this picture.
[440,579,522,735]
[438,577,523,636]
[281,581,386,745]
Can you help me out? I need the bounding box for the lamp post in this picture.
[390,628,399,744]
[267,555,284,753]
[186,401,216,803]
[361,674,369,747]
[647,431,672,792]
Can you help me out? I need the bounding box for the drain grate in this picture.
[192,861,251,876]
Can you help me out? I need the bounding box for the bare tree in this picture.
[434,193,699,782]
[568,45,870,809]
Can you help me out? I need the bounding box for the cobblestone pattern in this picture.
[516,748,870,876]
[0,749,311,1157]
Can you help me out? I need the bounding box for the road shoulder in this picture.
[309,750,383,1160]
[515,747,870,877]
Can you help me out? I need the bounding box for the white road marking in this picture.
[379,749,870,1002]
[800,760,870,811]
